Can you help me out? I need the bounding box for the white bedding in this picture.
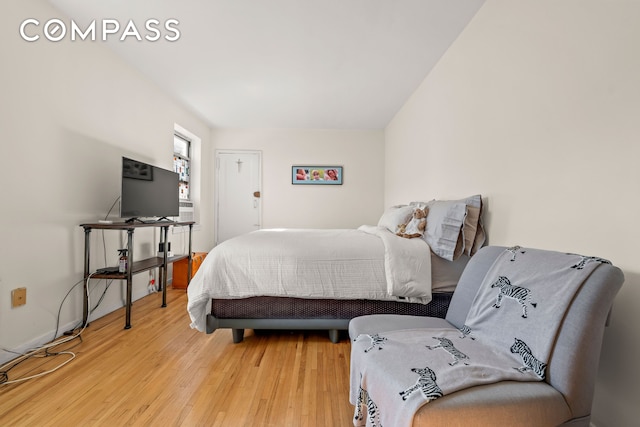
[187,227,433,332]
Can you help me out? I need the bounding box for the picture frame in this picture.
[292,165,343,185]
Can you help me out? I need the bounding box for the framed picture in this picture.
[292,166,343,185]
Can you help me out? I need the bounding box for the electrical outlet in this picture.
[11,287,26,308]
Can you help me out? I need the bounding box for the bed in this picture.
[187,195,484,343]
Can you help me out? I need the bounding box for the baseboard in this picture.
[0,319,78,365]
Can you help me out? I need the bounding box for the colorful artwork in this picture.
[292,166,343,185]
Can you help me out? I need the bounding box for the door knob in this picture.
[253,191,261,198]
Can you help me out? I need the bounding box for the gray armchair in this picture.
[349,246,624,426]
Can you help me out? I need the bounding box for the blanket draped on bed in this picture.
[350,246,611,427]
[187,227,432,332]
[357,225,432,299]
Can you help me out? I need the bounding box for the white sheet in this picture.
[187,227,432,332]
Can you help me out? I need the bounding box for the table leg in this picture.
[124,229,134,329]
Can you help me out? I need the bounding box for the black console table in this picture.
[80,221,195,329]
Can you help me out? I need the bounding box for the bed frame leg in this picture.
[328,329,340,343]
[206,315,219,334]
[232,328,245,343]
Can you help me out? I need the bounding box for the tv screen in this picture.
[120,157,179,220]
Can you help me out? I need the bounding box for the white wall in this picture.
[0,0,213,360]
[212,128,385,229]
[385,2,640,426]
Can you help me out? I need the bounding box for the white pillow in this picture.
[377,205,414,233]
[423,200,467,261]
[411,199,466,261]
[411,195,484,260]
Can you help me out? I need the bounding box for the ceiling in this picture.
[50,0,485,130]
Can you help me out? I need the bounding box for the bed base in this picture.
[206,317,349,343]
[205,292,453,343]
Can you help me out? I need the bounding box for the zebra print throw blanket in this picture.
[350,246,611,427]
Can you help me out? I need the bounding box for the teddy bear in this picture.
[396,207,428,239]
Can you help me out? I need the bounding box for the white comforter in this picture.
[187,226,432,332]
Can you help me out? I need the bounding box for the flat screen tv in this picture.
[120,157,179,221]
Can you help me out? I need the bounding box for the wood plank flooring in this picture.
[0,289,355,426]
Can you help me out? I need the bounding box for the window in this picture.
[172,123,200,229]
[173,133,191,201]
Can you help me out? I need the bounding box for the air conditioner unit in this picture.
[178,201,194,222]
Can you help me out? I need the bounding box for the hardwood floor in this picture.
[0,289,355,426]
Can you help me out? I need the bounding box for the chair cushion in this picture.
[413,381,571,427]
[348,314,454,341]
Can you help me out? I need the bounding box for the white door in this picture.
[215,151,262,245]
